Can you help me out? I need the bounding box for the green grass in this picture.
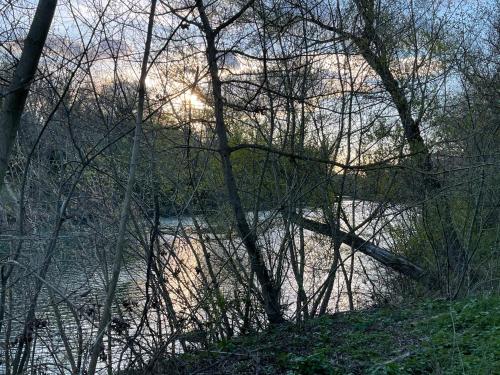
[127,296,500,374]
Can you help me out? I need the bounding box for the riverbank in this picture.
[124,296,499,374]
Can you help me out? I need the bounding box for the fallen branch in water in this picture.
[288,213,434,287]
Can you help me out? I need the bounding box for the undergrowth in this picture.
[126,296,500,374]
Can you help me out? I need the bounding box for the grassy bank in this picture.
[127,297,500,374]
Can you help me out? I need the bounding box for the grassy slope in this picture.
[132,297,500,374]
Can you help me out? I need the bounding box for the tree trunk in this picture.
[196,0,283,324]
[0,0,57,190]
[86,1,157,373]
[289,212,433,286]
[352,0,465,277]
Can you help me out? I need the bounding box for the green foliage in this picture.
[171,297,500,375]
[368,298,500,374]
[216,338,236,352]
[283,351,338,375]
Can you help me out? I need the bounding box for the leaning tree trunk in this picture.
[310,1,466,284]
[0,0,57,190]
[352,0,465,280]
[288,212,435,287]
[86,1,157,373]
[196,0,284,324]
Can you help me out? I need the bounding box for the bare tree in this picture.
[194,0,284,324]
[87,1,158,373]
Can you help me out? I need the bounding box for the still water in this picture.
[2,201,399,373]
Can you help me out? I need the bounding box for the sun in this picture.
[186,90,204,109]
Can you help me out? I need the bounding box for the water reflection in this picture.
[3,201,397,373]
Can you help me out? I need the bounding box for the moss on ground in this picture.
[127,296,500,374]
